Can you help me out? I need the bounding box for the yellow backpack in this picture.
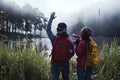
[85,40,99,67]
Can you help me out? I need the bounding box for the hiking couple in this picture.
[46,12,98,80]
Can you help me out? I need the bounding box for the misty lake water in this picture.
[5,37,120,55]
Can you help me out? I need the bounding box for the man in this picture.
[46,12,74,80]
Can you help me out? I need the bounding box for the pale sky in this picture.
[3,0,120,32]
[7,0,97,16]
[6,0,102,21]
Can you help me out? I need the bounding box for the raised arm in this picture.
[46,12,56,45]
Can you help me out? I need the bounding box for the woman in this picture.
[75,27,93,80]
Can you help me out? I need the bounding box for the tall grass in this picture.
[94,39,120,80]
[0,38,120,80]
[0,42,50,80]
[69,39,120,80]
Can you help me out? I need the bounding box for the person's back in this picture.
[75,27,98,80]
[46,12,74,80]
[52,35,72,63]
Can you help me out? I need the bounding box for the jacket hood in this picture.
[57,29,69,37]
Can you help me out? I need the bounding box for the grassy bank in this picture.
[94,39,120,80]
[0,39,120,80]
[0,43,50,80]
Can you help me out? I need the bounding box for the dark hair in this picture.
[81,27,93,53]
[81,27,92,38]
[57,22,67,32]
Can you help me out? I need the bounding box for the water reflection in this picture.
[2,37,120,55]
[4,38,52,55]
[32,38,52,54]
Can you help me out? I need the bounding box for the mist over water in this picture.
[1,0,120,35]
[70,0,120,26]
[70,0,120,37]
[1,0,120,54]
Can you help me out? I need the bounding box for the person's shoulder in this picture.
[80,40,86,43]
[80,40,86,45]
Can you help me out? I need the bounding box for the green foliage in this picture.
[69,58,77,80]
[0,38,120,80]
[94,39,120,80]
[0,43,49,80]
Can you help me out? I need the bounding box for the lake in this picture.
[3,37,120,55]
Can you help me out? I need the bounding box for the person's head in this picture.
[57,22,69,37]
[81,26,92,40]
[57,22,67,32]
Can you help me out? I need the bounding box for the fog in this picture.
[1,0,120,36]
[69,0,120,26]
[0,0,45,20]
[68,0,120,37]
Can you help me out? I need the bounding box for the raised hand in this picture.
[50,12,56,19]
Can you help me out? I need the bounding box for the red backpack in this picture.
[51,36,71,63]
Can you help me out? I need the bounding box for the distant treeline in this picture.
[0,0,47,39]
